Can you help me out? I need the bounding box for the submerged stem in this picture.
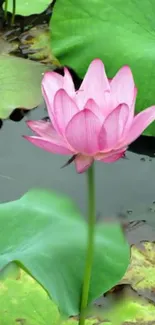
[79,164,96,325]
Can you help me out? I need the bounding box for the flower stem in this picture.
[79,164,96,325]
[4,0,8,21]
[11,0,16,25]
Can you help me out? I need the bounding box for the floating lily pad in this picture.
[51,0,155,136]
[0,54,50,119]
[4,0,53,16]
[0,188,130,316]
[1,265,155,325]
[0,264,99,325]
[120,242,155,302]
[62,320,97,325]
[0,266,60,325]
[96,293,155,325]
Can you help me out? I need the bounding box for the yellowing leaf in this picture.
[121,242,155,301]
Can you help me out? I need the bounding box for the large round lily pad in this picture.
[51,0,155,136]
[0,188,129,316]
[4,0,53,16]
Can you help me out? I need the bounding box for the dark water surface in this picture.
[0,106,155,234]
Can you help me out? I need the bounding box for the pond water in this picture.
[0,105,155,233]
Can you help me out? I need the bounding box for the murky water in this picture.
[0,105,155,230]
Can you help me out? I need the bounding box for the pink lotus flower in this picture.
[24,59,155,173]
